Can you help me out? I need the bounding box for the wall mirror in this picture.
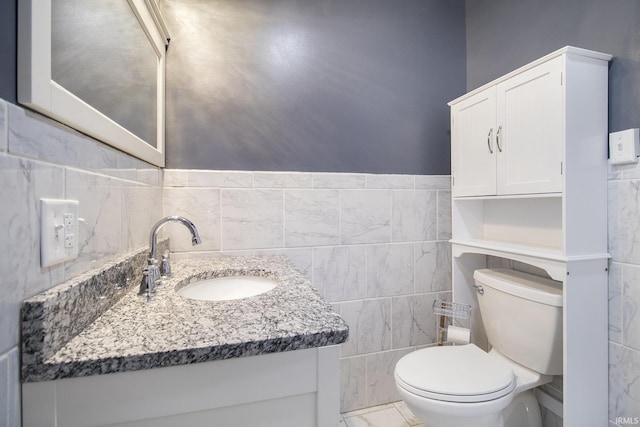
[18,0,170,167]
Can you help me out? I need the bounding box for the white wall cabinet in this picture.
[449,46,611,426]
[452,56,564,197]
[451,86,497,196]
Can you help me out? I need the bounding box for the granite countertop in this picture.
[22,255,348,382]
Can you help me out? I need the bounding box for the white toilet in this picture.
[394,268,563,427]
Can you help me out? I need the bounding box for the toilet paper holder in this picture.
[432,300,471,346]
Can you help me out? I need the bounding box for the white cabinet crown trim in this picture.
[448,46,612,106]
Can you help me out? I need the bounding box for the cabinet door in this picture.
[496,57,564,195]
[451,87,497,197]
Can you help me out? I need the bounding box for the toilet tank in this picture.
[473,268,563,375]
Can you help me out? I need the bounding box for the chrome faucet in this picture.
[139,216,202,300]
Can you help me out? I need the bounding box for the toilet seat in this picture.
[394,344,515,403]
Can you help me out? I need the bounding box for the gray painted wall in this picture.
[466,0,640,133]
[0,0,16,103]
[162,0,466,174]
[2,0,464,173]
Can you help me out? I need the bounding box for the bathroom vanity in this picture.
[449,46,611,426]
[21,253,348,427]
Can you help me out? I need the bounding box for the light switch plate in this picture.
[609,128,640,165]
[41,199,79,267]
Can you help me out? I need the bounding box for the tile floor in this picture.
[340,401,424,427]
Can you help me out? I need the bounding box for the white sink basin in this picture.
[177,276,278,301]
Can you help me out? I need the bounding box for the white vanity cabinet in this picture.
[451,55,564,197]
[449,46,611,426]
[23,346,341,427]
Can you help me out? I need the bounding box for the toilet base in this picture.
[504,390,542,427]
[399,390,541,427]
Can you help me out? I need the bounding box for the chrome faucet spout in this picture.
[139,216,202,300]
[148,215,201,261]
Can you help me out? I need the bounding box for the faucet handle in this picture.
[139,267,155,301]
[160,251,172,278]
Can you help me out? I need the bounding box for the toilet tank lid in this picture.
[473,269,563,307]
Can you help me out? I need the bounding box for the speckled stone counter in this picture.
[22,255,348,383]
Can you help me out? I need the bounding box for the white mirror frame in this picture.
[18,0,170,167]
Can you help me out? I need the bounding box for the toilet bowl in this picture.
[395,344,545,427]
[394,268,563,427]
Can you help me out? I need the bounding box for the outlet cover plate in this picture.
[609,128,640,165]
[41,199,79,267]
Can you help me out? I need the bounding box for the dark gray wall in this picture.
[162,0,466,174]
[0,0,17,103]
[466,0,640,133]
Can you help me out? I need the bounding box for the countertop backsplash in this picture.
[21,240,169,373]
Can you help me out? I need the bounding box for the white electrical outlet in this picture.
[41,199,79,267]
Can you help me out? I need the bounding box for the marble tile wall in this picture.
[0,98,163,424]
[608,161,640,426]
[163,169,453,412]
[3,90,636,424]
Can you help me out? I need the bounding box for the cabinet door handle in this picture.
[496,125,503,152]
[487,128,494,154]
